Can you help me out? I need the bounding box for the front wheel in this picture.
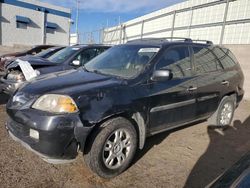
[84,117,138,178]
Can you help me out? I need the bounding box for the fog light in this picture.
[29,129,39,140]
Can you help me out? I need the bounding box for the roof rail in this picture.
[127,37,192,44]
[164,37,192,42]
[127,38,166,43]
[127,37,213,45]
[192,40,213,45]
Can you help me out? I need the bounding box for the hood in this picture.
[0,51,27,58]
[19,69,122,96]
[6,56,57,69]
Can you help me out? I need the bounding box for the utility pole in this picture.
[106,19,109,28]
[76,0,79,43]
[220,0,230,45]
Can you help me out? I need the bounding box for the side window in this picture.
[193,47,222,74]
[96,47,107,56]
[73,48,98,65]
[156,46,192,79]
[212,47,237,69]
[16,22,27,29]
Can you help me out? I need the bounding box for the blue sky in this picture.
[40,0,185,42]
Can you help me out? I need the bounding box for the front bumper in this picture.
[7,128,75,164]
[0,77,23,95]
[6,108,93,162]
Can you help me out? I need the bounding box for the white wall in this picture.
[225,45,250,100]
[103,0,250,45]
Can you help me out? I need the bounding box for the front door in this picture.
[148,45,197,134]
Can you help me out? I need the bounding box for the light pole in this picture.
[76,0,79,43]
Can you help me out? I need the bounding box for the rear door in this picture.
[192,46,224,118]
[212,47,243,98]
[148,45,198,133]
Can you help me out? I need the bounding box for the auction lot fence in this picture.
[102,0,250,45]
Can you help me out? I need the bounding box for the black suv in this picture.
[6,38,244,178]
[1,44,110,94]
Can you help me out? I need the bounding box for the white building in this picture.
[103,0,250,45]
[0,0,71,46]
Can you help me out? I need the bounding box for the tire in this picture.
[208,95,236,127]
[84,117,138,178]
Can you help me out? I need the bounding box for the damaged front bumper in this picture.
[6,108,94,163]
[0,77,24,95]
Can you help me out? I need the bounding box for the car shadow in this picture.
[0,93,9,105]
[132,130,170,165]
[184,116,250,188]
[132,120,205,165]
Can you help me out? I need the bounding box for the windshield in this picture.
[35,48,55,58]
[85,45,160,79]
[48,47,80,63]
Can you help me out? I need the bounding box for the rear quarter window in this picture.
[212,47,238,69]
[193,46,222,74]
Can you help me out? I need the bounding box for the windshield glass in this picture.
[48,47,80,63]
[35,48,55,58]
[85,45,160,79]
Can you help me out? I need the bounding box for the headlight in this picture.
[32,94,78,113]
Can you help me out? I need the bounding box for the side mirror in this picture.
[72,60,80,66]
[151,69,172,82]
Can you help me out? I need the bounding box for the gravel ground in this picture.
[0,94,249,188]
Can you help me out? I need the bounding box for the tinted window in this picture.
[212,47,237,69]
[193,47,222,74]
[96,47,108,56]
[73,48,99,65]
[156,46,192,79]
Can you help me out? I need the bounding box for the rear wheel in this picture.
[84,117,138,178]
[208,95,236,127]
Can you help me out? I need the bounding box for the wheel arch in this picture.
[221,92,237,105]
[83,111,147,153]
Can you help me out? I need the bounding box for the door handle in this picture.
[221,80,229,86]
[187,86,197,92]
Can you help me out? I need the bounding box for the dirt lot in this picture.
[0,94,249,188]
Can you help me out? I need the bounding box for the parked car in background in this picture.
[0,44,110,94]
[0,45,56,71]
[6,38,244,178]
[3,46,65,71]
